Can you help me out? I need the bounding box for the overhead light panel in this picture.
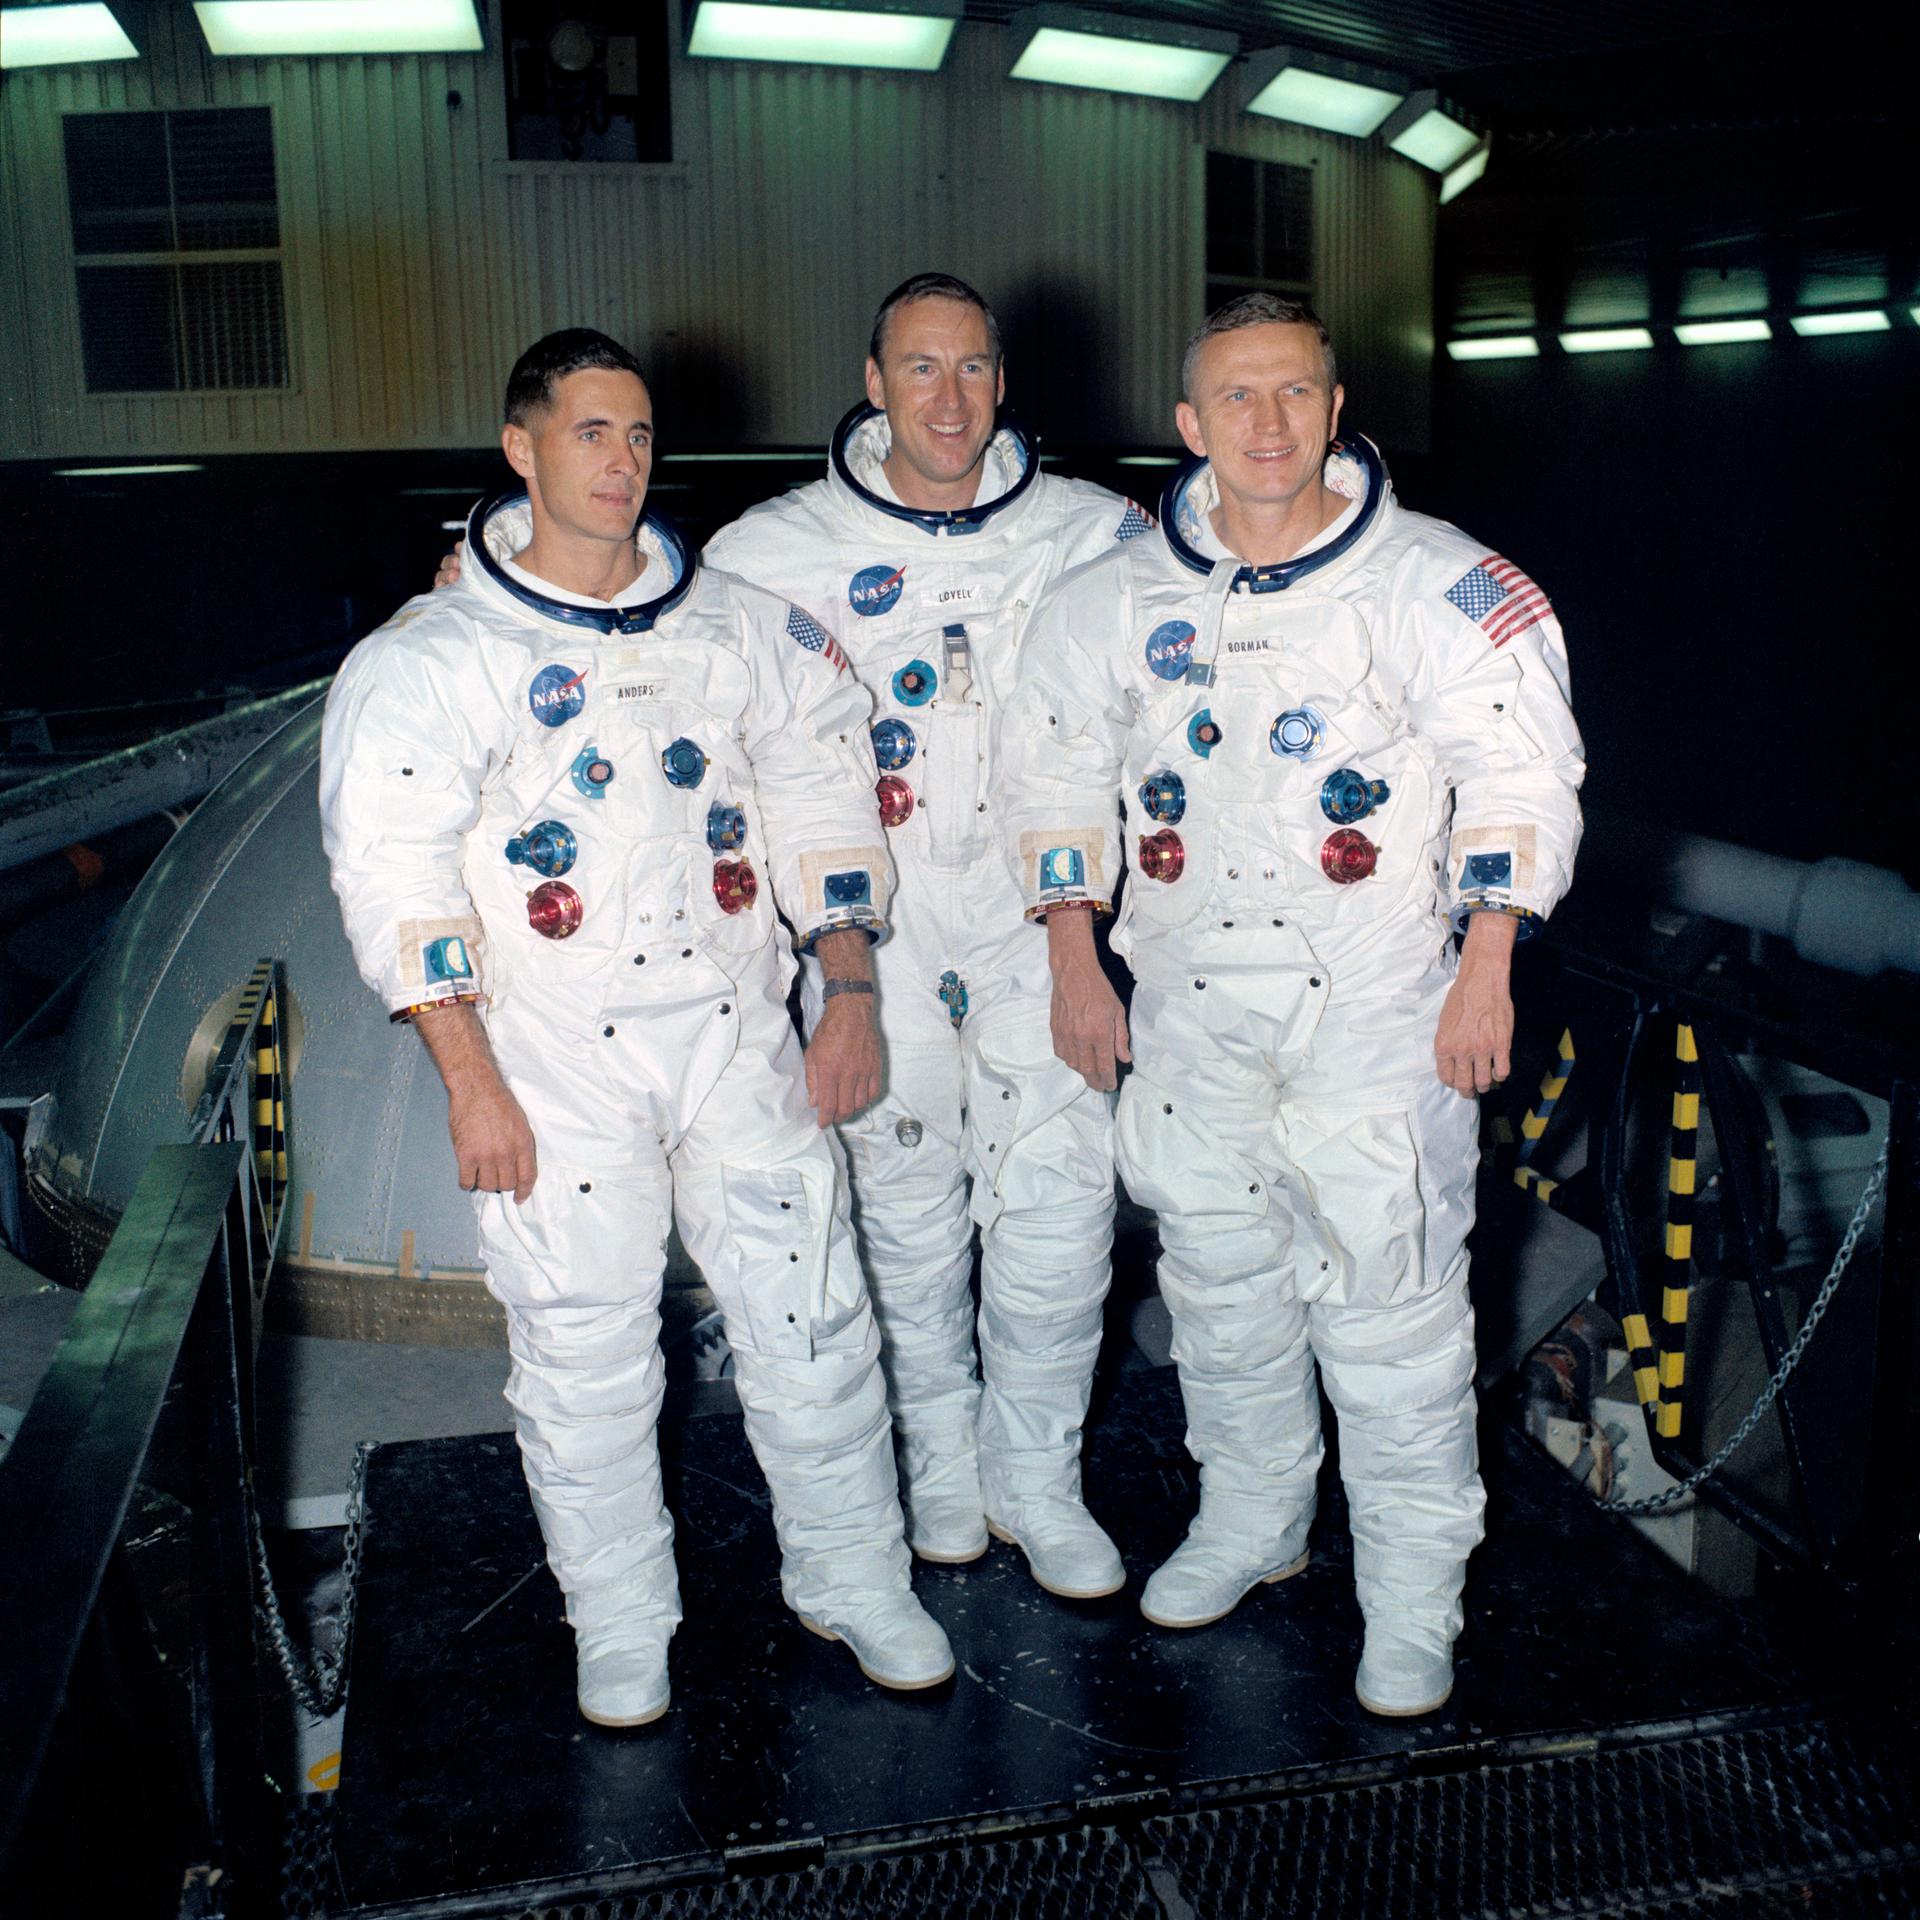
[192,0,483,55]
[1438,139,1490,204]
[1382,90,1481,173]
[1674,319,1771,346]
[0,2,137,67]
[1559,328,1655,354]
[1240,47,1403,137]
[1789,310,1890,336]
[1446,337,1538,361]
[54,462,207,477]
[686,0,958,71]
[1009,6,1234,103]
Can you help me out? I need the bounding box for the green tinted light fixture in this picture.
[0,1,137,67]
[687,0,959,70]
[1381,90,1481,173]
[1008,6,1234,103]
[1789,310,1891,336]
[193,0,483,54]
[1438,139,1490,204]
[1446,337,1539,362]
[1240,47,1403,138]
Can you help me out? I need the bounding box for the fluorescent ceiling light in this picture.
[1789,309,1890,336]
[1674,319,1771,346]
[1,2,137,67]
[1446,337,1538,361]
[1438,140,1490,204]
[1382,90,1480,172]
[193,0,482,56]
[54,462,206,476]
[659,451,817,462]
[1116,454,1180,466]
[1559,328,1655,354]
[687,0,957,71]
[1009,7,1233,103]
[1241,48,1402,137]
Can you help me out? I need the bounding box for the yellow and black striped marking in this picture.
[1657,1023,1700,1439]
[1621,1309,1661,1413]
[1511,1028,1575,1202]
[247,966,289,1224]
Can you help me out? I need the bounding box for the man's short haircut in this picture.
[1181,294,1337,401]
[868,273,1003,367]
[505,328,647,426]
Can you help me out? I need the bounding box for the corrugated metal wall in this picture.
[0,9,1434,459]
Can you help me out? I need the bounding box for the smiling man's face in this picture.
[1176,322,1344,523]
[865,295,1005,509]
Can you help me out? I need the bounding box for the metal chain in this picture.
[250,1441,373,1719]
[1593,1142,1890,1517]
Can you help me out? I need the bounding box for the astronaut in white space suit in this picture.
[321,329,952,1729]
[700,275,1160,1598]
[999,295,1585,1716]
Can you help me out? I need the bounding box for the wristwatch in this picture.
[822,978,876,1001]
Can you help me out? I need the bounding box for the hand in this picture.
[804,995,881,1128]
[1048,913,1130,1092]
[434,537,466,591]
[1434,911,1518,1097]
[447,1075,538,1201]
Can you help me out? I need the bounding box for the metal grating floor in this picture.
[1143,1715,1920,1919]
[283,1711,1920,1919]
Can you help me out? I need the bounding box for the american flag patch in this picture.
[786,604,847,671]
[1115,499,1155,542]
[1444,556,1552,648]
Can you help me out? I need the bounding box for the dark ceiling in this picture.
[975,4,1917,333]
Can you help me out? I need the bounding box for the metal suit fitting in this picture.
[570,748,615,798]
[876,774,915,828]
[872,718,917,771]
[1138,829,1186,883]
[891,660,937,707]
[706,802,747,851]
[937,969,969,1028]
[1320,828,1378,884]
[1138,770,1187,824]
[661,738,707,789]
[1319,768,1391,824]
[504,819,578,877]
[713,859,758,914]
[527,880,584,938]
[1270,706,1327,760]
[1187,711,1221,757]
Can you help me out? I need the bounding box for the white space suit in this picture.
[704,407,1153,1593]
[999,439,1584,1711]
[320,492,951,1719]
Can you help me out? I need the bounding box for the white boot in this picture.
[1355,1617,1454,1717]
[797,1589,956,1689]
[983,1501,1125,1598]
[976,1295,1122,1599]
[1141,1513,1311,1629]
[898,1429,989,1564]
[577,1633,672,1727]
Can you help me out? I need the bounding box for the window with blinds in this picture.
[63,107,289,394]
[1204,151,1314,317]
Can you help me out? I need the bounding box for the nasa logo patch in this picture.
[848,564,906,618]
[1144,621,1197,682]
[528,663,587,727]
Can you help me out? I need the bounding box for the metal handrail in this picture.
[0,959,292,1916]
[1500,939,1916,1579]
